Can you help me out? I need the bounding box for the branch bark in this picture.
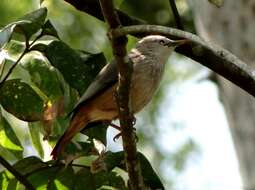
[99,1,144,189]
[0,155,35,190]
[64,0,144,25]
[112,25,255,98]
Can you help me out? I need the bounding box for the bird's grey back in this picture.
[71,60,118,114]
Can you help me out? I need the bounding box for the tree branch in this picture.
[64,0,144,25]
[112,25,255,98]
[168,0,184,29]
[99,0,144,189]
[0,155,35,190]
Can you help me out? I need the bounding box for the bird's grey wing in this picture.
[70,60,118,114]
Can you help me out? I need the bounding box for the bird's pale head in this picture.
[135,35,186,61]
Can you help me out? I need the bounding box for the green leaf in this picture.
[27,166,60,189]
[74,168,95,190]
[3,40,25,56]
[104,151,125,171]
[28,122,44,158]
[0,114,23,159]
[104,151,165,189]
[94,171,127,189]
[21,57,63,101]
[44,41,107,95]
[15,7,47,39]
[81,122,108,145]
[0,21,28,48]
[29,43,48,52]
[208,0,224,7]
[0,169,12,190]
[62,141,93,159]
[6,178,19,190]
[74,168,127,190]
[47,166,75,190]
[0,79,44,121]
[13,156,47,175]
[0,8,47,47]
[42,20,59,39]
[138,152,164,190]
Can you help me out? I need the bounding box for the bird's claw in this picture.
[112,128,139,142]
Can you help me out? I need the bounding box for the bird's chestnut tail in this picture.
[51,133,66,160]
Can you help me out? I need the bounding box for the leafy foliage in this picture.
[0,1,195,189]
[0,6,165,189]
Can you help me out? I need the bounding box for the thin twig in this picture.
[99,0,144,189]
[0,48,28,87]
[0,155,35,190]
[0,34,42,88]
[112,25,255,98]
[168,0,184,29]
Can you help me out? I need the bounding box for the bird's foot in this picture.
[102,119,138,142]
[113,127,138,142]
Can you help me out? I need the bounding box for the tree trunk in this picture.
[190,0,255,188]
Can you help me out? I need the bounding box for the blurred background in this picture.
[2,0,254,189]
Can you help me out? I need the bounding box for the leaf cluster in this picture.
[0,5,166,189]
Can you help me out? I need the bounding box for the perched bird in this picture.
[51,35,187,159]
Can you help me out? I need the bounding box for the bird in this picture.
[51,35,187,160]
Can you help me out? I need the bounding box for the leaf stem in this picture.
[0,33,43,88]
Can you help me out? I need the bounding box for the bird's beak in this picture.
[168,39,188,47]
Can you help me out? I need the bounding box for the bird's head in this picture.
[135,35,187,61]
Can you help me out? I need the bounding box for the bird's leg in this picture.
[102,118,138,142]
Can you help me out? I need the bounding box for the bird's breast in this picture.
[130,59,165,113]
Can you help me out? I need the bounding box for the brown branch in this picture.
[112,25,255,98]
[0,155,35,190]
[64,0,144,25]
[168,0,184,29]
[99,0,144,189]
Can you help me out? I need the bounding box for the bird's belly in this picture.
[130,64,164,113]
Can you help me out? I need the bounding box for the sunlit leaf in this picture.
[0,79,44,121]
[15,7,47,39]
[0,114,23,158]
[27,166,60,189]
[47,166,75,190]
[3,40,25,56]
[29,122,44,158]
[6,178,19,190]
[0,168,12,190]
[21,57,63,101]
[0,8,47,48]
[0,21,29,48]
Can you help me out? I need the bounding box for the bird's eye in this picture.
[159,40,165,45]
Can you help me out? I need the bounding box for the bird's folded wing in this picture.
[70,60,118,114]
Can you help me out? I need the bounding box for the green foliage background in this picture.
[0,0,199,189]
